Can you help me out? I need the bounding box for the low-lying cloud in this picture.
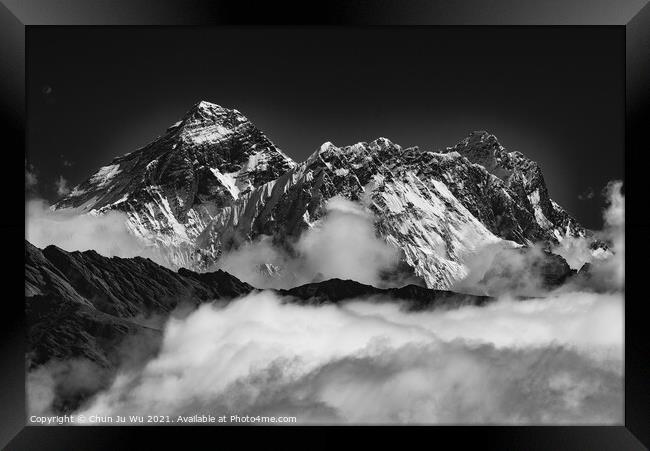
[28,359,112,417]
[26,198,168,266]
[63,290,622,424]
[452,180,625,296]
[451,242,552,297]
[25,182,625,425]
[553,180,624,291]
[216,196,402,289]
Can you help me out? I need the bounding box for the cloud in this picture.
[27,359,111,416]
[296,197,400,285]
[24,184,625,425]
[25,160,38,189]
[66,290,622,424]
[25,198,169,266]
[451,242,555,297]
[54,175,71,196]
[602,180,624,230]
[215,196,401,289]
[27,326,163,417]
[453,179,625,296]
[552,180,624,291]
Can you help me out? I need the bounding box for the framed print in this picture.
[1,0,649,449]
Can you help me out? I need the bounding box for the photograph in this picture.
[2,0,649,448]
[23,26,626,426]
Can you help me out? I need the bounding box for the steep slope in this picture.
[51,101,587,290]
[53,101,296,269]
[442,131,585,242]
[198,137,582,288]
[25,240,253,368]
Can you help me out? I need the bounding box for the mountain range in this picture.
[27,100,602,413]
[52,101,588,290]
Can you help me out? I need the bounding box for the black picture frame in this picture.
[2,0,649,449]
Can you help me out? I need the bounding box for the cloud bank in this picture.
[25,199,168,266]
[25,182,625,424]
[67,290,622,424]
[216,196,402,289]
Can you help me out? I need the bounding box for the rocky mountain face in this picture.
[25,240,253,368]
[53,101,296,269]
[54,101,586,290]
[442,131,584,242]
[279,278,492,311]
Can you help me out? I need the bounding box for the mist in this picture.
[553,180,624,286]
[451,180,625,296]
[216,196,402,289]
[63,289,622,424]
[25,198,168,266]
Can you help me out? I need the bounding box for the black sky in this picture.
[27,27,624,229]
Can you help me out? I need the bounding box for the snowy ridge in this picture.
[53,104,588,289]
[443,131,585,241]
[53,101,296,269]
[196,137,528,288]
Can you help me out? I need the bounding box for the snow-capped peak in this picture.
[53,102,587,290]
[190,100,229,115]
[53,101,297,268]
[306,137,402,165]
[305,141,337,164]
[320,141,336,152]
[196,99,220,109]
[370,137,397,149]
[179,101,224,122]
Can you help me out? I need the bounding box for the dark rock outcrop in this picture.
[281,278,492,311]
[25,241,252,368]
[26,241,494,369]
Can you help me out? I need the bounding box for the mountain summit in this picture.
[54,102,586,289]
[54,101,296,268]
[443,130,582,240]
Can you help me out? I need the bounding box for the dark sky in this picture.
[27,27,624,229]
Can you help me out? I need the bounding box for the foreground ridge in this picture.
[26,240,496,369]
